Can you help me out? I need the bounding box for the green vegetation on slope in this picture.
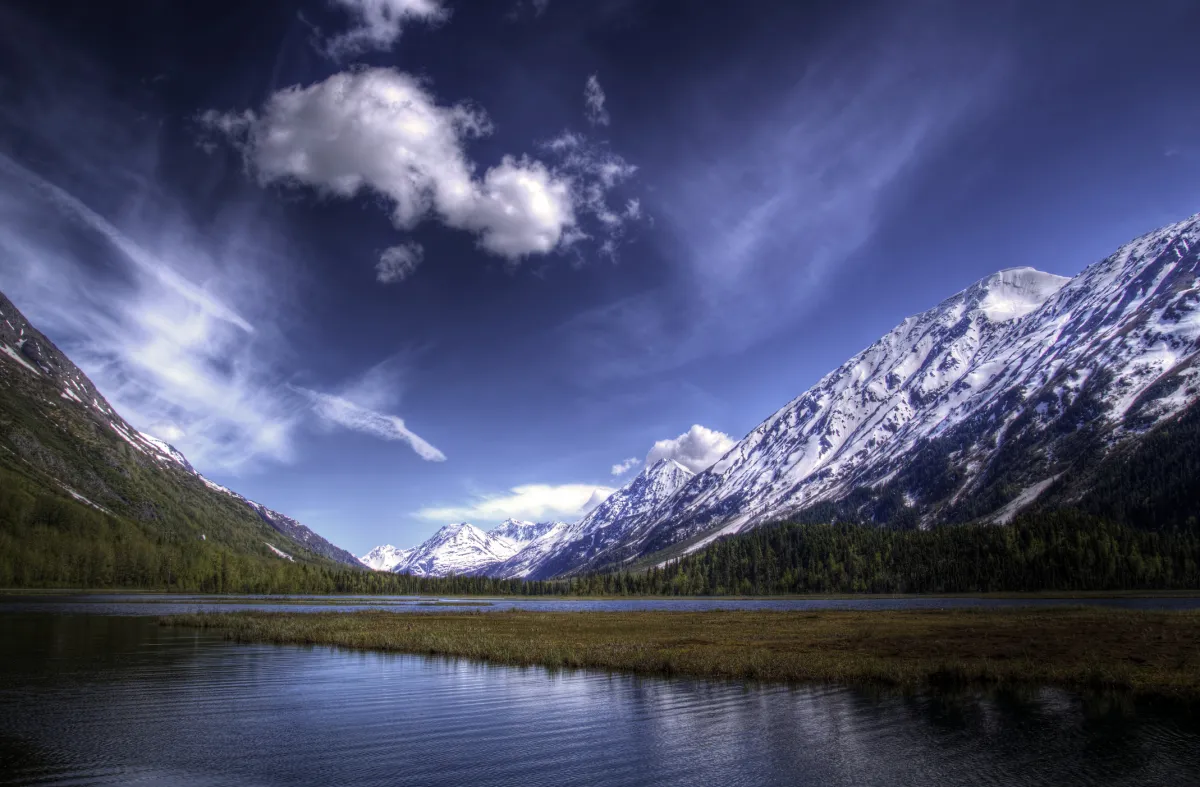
[5,468,1199,596]
[599,510,1200,596]
[164,607,1200,698]
[0,464,560,593]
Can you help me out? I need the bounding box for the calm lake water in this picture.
[1,607,1199,786]
[3,592,1200,616]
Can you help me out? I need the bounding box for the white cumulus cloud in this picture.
[324,0,449,58]
[646,424,736,473]
[610,457,639,476]
[376,242,424,283]
[416,482,615,523]
[201,68,605,262]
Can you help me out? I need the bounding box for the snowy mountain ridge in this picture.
[372,519,562,577]
[589,213,1200,566]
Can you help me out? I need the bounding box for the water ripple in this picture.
[1,614,1198,787]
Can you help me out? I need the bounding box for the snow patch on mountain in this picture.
[989,475,1061,525]
[265,542,295,561]
[0,343,41,375]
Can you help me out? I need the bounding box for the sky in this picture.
[1,0,1198,556]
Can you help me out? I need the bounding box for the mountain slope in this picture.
[491,459,694,580]
[0,289,362,571]
[554,214,1200,574]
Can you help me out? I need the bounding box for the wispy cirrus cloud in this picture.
[0,153,301,472]
[564,6,1007,381]
[0,24,448,474]
[297,386,446,462]
[416,482,614,523]
[584,74,610,127]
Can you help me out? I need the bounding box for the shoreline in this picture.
[163,607,1200,699]
[6,587,1200,600]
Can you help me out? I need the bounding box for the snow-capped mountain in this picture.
[488,518,558,546]
[359,544,415,571]
[376,519,560,577]
[491,459,695,580]
[544,213,1200,573]
[1,289,363,567]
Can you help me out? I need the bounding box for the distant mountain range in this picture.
[360,520,562,577]
[368,212,1200,578]
[0,290,362,568]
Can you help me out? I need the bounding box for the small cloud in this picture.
[646,424,736,473]
[610,456,640,476]
[376,242,423,284]
[584,74,610,127]
[506,0,550,20]
[538,131,641,259]
[416,482,615,522]
[324,0,449,58]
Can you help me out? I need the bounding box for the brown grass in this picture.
[163,607,1200,698]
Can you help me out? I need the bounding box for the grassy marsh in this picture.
[164,607,1200,698]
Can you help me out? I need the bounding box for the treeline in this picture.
[4,462,1199,595]
[0,470,570,594]
[574,511,1200,596]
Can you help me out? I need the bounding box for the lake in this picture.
[1,599,1199,786]
[3,592,1200,616]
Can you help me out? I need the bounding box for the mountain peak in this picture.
[967,267,1070,322]
[434,522,483,539]
[359,544,413,571]
[644,457,695,478]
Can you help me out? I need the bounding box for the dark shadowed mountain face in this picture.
[0,289,362,568]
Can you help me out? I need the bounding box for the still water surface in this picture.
[1,610,1198,786]
[3,592,1200,616]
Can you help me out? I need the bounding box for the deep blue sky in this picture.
[1,0,1197,555]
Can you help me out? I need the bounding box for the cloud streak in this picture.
[564,6,1005,381]
[298,386,446,461]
